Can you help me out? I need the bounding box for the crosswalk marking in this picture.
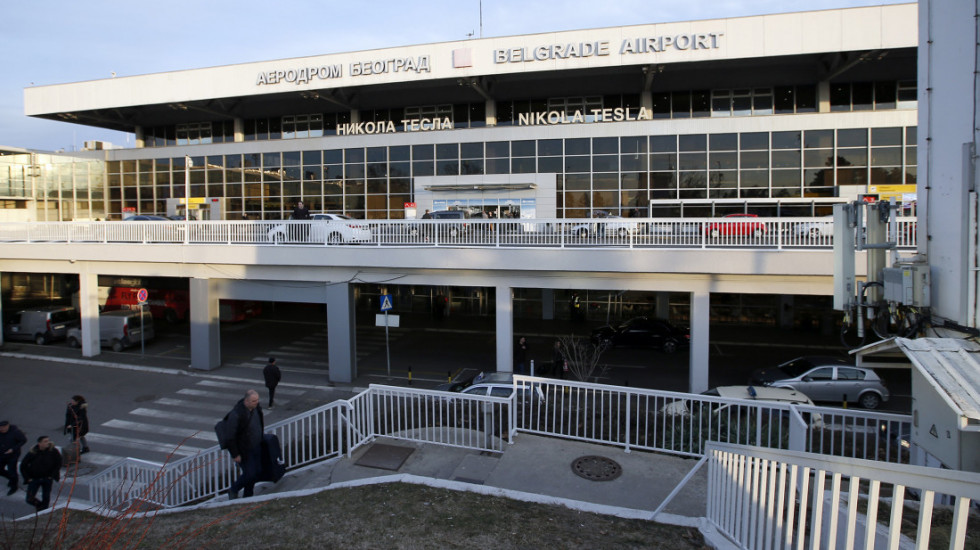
[195,379,304,395]
[153,397,230,412]
[128,408,222,425]
[103,419,216,442]
[84,432,207,456]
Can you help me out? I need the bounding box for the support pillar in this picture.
[655,292,670,320]
[541,288,554,321]
[234,118,245,142]
[496,285,514,373]
[689,290,710,393]
[327,282,356,383]
[190,277,221,370]
[485,99,497,126]
[817,81,831,113]
[79,269,100,357]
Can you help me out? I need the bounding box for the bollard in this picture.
[530,359,535,377]
[447,370,452,383]
[842,394,847,409]
[408,366,413,385]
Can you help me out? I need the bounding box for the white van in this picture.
[4,306,79,345]
[67,310,154,352]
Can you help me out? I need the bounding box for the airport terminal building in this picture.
[4,3,917,223]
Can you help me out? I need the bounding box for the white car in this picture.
[569,215,640,238]
[662,385,823,427]
[268,213,372,244]
[791,216,834,239]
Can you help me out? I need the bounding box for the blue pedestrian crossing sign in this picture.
[380,294,393,312]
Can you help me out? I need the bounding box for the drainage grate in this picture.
[570,455,622,482]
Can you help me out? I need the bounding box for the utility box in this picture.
[883,264,931,307]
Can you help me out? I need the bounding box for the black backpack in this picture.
[214,411,236,450]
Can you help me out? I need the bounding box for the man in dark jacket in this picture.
[226,389,264,499]
[263,357,282,409]
[0,421,27,495]
[20,436,61,511]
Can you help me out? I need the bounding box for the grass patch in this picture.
[4,483,707,549]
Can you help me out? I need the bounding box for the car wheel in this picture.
[709,228,720,238]
[409,226,419,237]
[577,228,590,239]
[67,336,80,348]
[165,309,180,325]
[449,227,459,238]
[859,392,881,409]
[809,227,821,239]
[752,228,763,238]
[662,339,678,354]
[111,339,124,352]
[617,227,629,238]
[34,333,48,345]
[327,232,343,244]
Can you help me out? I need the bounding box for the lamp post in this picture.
[184,155,192,244]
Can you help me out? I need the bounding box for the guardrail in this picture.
[0,216,918,249]
[514,376,911,463]
[705,441,980,550]
[87,378,910,510]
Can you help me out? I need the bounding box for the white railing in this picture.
[515,376,911,464]
[0,216,919,250]
[87,384,512,509]
[705,441,980,550]
[87,377,911,510]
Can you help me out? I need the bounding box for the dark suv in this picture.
[411,210,473,239]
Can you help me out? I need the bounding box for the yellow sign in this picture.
[868,184,916,201]
[177,198,206,205]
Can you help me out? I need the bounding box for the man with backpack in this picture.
[222,389,264,500]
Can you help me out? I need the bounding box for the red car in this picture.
[705,213,767,238]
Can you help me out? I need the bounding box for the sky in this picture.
[1,0,905,152]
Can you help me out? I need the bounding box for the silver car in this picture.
[751,356,889,409]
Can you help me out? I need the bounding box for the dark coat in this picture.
[20,444,61,482]
[0,425,27,458]
[263,363,282,389]
[291,205,310,220]
[225,399,264,460]
[65,403,89,437]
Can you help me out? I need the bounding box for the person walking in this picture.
[514,336,529,375]
[551,340,566,380]
[226,389,264,500]
[64,395,90,454]
[20,436,61,511]
[263,357,282,410]
[0,421,27,495]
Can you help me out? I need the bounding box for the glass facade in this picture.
[94,125,917,221]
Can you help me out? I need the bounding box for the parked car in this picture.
[705,213,767,238]
[791,216,834,239]
[3,306,79,345]
[104,286,190,324]
[662,385,824,428]
[409,210,473,239]
[268,213,372,244]
[456,372,546,402]
[570,214,640,238]
[124,215,171,221]
[432,368,481,393]
[591,317,689,353]
[66,309,154,352]
[750,356,890,409]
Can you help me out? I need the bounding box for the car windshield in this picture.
[778,357,816,378]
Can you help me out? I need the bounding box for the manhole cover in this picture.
[571,455,622,481]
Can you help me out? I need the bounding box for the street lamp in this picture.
[184,155,192,243]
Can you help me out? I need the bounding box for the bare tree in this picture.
[557,335,609,382]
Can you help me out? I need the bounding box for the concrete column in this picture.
[350,110,360,124]
[817,81,831,113]
[541,288,554,320]
[779,295,795,328]
[655,292,670,320]
[234,118,245,142]
[689,290,710,393]
[78,269,100,357]
[326,282,356,383]
[134,126,145,149]
[190,278,221,370]
[641,90,653,112]
[485,99,497,126]
[496,285,513,373]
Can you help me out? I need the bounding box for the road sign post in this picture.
[137,288,148,356]
[380,294,393,377]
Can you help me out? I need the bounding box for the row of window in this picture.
[139,80,916,147]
